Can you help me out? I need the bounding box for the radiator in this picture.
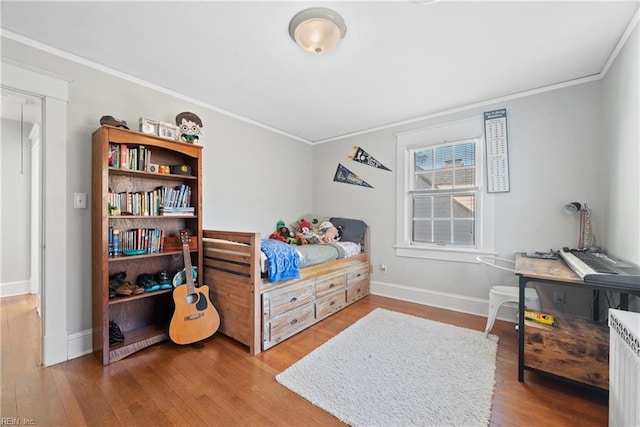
[609,309,640,427]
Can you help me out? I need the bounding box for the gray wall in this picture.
[313,82,607,317]
[1,37,314,335]
[1,118,31,284]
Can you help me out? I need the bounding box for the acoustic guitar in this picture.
[169,230,220,345]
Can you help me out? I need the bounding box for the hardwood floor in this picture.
[1,294,607,426]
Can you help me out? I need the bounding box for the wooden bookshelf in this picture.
[92,125,203,365]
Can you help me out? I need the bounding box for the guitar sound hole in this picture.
[184,292,209,311]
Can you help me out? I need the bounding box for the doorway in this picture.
[2,59,70,366]
[1,87,44,355]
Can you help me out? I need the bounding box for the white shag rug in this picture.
[276,308,498,427]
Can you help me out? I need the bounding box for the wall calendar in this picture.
[484,109,510,193]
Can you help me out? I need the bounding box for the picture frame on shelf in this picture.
[139,117,158,135]
[159,122,178,140]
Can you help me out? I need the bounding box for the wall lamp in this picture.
[289,7,347,55]
[563,201,596,250]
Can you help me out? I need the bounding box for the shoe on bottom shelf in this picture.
[137,273,160,292]
[109,320,124,347]
[157,270,173,290]
[115,282,144,296]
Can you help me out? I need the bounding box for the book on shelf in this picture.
[111,229,120,257]
[108,144,118,168]
[108,226,114,257]
[160,206,195,216]
[120,144,128,170]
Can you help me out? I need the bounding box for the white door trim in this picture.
[1,58,71,366]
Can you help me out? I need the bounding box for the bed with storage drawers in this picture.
[202,218,370,355]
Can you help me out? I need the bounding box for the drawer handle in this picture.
[330,301,335,306]
[290,318,298,325]
[290,297,297,303]
[329,283,335,288]
[356,288,361,293]
[356,273,361,277]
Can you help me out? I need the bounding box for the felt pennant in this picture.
[333,163,373,188]
[349,146,391,171]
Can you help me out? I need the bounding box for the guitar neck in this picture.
[179,229,196,294]
[183,243,195,291]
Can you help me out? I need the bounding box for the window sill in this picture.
[394,244,495,264]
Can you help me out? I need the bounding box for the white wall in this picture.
[1,118,31,289]
[602,25,640,265]
[602,24,640,311]
[1,37,314,337]
[313,81,617,318]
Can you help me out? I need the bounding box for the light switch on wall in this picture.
[74,192,87,209]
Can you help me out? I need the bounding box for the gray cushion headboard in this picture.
[330,217,367,246]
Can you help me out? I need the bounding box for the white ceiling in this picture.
[1,1,638,143]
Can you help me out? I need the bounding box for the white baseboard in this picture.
[370,280,518,324]
[0,280,31,297]
[67,329,93,360]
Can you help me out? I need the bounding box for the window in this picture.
[411,139,478,246]
[396,117,495,262]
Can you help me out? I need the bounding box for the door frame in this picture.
[2,58,70,366]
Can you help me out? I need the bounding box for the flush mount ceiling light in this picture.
[289,7,346,55]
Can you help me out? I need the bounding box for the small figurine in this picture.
[175,112,203,144]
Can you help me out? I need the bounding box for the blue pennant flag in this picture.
[333,163,373,188]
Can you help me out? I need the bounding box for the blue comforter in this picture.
[261,239,300,283]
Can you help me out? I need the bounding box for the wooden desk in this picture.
[514,254,640,390]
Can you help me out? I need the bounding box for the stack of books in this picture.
[159,207,195,216]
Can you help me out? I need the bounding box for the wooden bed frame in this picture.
[202,229,370,355]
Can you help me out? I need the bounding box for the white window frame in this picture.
[395,117,496,263]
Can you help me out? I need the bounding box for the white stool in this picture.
[477,256,542,337]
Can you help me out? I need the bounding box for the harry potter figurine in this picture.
[175,111,203,144]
